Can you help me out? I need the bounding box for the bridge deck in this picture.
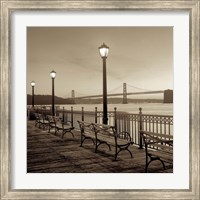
[27,120,173,173]
[72,90,164,99]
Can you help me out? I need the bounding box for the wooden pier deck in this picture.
[27,121,173,173]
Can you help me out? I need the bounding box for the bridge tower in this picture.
[71,90,76,104]
[163,89,173,103]
[123,83,128,104]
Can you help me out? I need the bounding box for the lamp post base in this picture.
[103,117,108,125]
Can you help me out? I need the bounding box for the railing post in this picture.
[62,107,65,122]
[82,107,84,121]
[95,107,97,123]
[114,107,117,131]
[55,106,57,116]
[41,105,43,114]
[44,106,46,117]
[138,107,143,149]
[71,106,74,127]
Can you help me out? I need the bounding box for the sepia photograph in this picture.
[1,0,199,198]
[27,27,173,173]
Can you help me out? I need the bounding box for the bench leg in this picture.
[126,148,133,158]
[48,125,51,133]
[42,123,48,130]
[114,144,133,160]
[38,123,41,129]
[145,156,166,172]
[80,135,95,147]
[159,159,166,170]
[40,123,44,130]
[145,156,156,173]
[114,147,118,161]
[62,130,74,139]
[54,127,59,135]
[80,137,85,147]
[95,140,111,153]
[145,162,150,173]
[145,156,151,172]
[35,121,39,127]
[114,148,133,161]
[48,124,52,132]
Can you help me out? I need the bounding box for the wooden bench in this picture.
[140,131,173,172]
[34,113,41,127]
[34,113,49,129]
[49,116,74,138]
[93,123,133,160]
[77,121,133,160]
[47,115,57,133]
[77,121,96,146]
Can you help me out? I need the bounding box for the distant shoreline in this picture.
[27,94,167,105]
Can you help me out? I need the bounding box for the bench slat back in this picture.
[77,121,94,134]
[53,116,62,124]
[141,131,173,153]
[92,123,115,137]
[47,115,54,123]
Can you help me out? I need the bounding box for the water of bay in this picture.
[60,103,173,116]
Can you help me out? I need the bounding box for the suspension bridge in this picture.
[65,83,173,104]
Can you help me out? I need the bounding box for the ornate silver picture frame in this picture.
[0,0,199,199]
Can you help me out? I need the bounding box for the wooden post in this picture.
[114,107,117,132]
[82,107,84,121]
[62,107,65,122]
[138,107,143,149]
[71,106,73,127]
[95,107,97,123]
[41,105,43,114]
[44,106,46,117]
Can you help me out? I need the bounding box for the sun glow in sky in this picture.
[27,27,173,98]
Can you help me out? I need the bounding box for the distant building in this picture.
[163,89,173,103]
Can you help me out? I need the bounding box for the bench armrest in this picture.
[117,131,132,141]
[144,138,173,145]
[62,120,72,125]
[141,131,173,144]
[162,140,173,146]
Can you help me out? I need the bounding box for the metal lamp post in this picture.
[31,81,35,108]
[99,43,109,124]
[50,70,56,116]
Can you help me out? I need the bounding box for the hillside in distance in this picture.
[27,94,163,105]
[27,94,74,105]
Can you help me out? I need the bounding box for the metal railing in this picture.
[29,105,173,147]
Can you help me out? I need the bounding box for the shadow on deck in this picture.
[27,121,173,173]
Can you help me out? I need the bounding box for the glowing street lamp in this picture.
[31,81,35,108]
[99,43,109,124]
[50,70,56,116]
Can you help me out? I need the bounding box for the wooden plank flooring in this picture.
[27,121,173,173]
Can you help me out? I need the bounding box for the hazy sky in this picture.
[27,27,173,98]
